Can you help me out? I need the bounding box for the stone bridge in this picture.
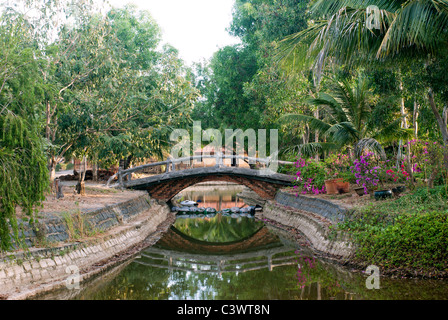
[108,155,295,201]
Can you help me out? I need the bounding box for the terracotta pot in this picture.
[335,181,350,194]
[325,179,337,195]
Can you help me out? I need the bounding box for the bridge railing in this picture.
[107,153,295,187]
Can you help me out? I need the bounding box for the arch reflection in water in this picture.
[172,214,263,243]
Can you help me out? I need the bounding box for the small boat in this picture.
[180,200,198,207]
[189,207,200,213]
[178,206,191,213]
[221,208,231,214]
[171,206,179,212]
[240,207,250,213]
[254,205,263,211]
[230,207,240,213]
[196,207,206,213]
[205,207,217,214]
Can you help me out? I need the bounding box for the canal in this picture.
[32,184,448,300]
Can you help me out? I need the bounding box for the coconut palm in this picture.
[277,0,448,67]
[280,71,411,158]
[276,0,448,144]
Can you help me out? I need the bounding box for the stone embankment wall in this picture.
[0,194,172,300]
[262,191,354,259]
[16,195,158,246]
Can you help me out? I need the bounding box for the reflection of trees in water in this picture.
[176,186,246,210]
[173,215,264,243]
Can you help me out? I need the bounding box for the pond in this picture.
[31,184,448,300]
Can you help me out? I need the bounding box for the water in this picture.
[32,184,448,300]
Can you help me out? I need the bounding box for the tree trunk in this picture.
[48,155,57,183]
[397,82,409,168]
[428,88,448,145]
[413,100,419,138]
[76,155,86,196]
[314,107,319,161]
[92,153,98,182]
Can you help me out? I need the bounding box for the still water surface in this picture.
[33,185,448,300]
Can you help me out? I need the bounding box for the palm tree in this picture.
[280,71,411,158]
[276,0,448,144]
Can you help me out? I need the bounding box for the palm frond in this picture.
[278,113,332,134]
[297,142,338,158]
[355,137,387,159]
[325,121,360,145]
[377,0,448,58]
[306,92,349,123]
[372,115,414,143]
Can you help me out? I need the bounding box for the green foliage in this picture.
[339,187,448,272]
[293,158,327,194]
[0,114,49,251]
[0,12,49,251]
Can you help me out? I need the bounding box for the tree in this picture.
[277,0,448,145]
[0,13,49,251]
[42,5,198,189]
[280,71,412,157]
[207,45,259,131]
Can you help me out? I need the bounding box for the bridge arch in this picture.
[122,167,294,201]
[108,156,295,202]
[144,174,286,201]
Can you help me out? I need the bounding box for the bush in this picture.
[354,210,448,270]
[293,158,327,195]
[66,162,74,170]
[339,186,448,272]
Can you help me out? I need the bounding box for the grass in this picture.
[62,208,100,241]
[84,186,118,194]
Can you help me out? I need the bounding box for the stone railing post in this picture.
[215,152,224,168]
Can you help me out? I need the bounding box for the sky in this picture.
[105,0,241,66]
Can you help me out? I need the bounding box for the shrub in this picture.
[324,153,351,180]
[354,210,448,270]
[338,186,448,272]
[293,158,327,195]
[66,162,74,170]
[350,152,380,194]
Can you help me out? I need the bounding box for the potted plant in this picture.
[324,153,351,195]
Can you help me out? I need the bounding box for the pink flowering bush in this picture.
[324,153,351,180]
[350,152,380,194]
[399,139,447,188]
[293,158,326,195]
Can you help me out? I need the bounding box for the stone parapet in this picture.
[275,192,350,223]
[261,191,354,259]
